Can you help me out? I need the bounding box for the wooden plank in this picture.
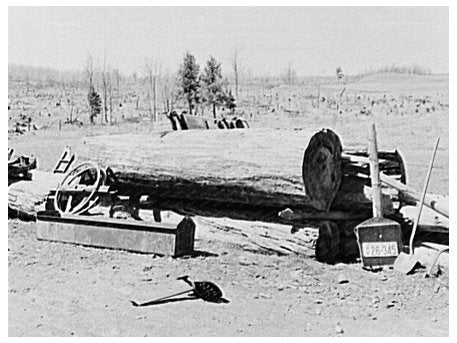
[194,216,317,257]
[36,214,195,256]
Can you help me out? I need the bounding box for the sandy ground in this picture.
[8,74,449,336]
[8,218,449,337]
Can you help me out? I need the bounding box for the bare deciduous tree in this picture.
[287,62,296,85]
[161,70,176,113]
[85,55,94,86]
[102,50,110,123]
[145,61,159,123]
[232,49,240,98]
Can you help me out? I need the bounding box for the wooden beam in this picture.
[368,124,383,218]
[380,173,448,218]
[36,213,196,257]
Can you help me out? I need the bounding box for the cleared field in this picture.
[8,72,449,336]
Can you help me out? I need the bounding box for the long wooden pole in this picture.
[368,123,382,218]
[379,173,448,218]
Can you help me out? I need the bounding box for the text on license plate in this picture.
[362,242,399,257]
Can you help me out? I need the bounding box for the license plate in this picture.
[362,242,398,257]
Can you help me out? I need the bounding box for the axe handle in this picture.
[132,289,193,306]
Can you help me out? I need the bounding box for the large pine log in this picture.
[8,129,396,224]
[74,128,383,214]
[8,128,399,263]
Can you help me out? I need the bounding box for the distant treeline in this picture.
[7,63,332,89]
[355,64,432,78]
[8,63,86,87]
[9,62,435,89]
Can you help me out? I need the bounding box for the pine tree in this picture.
[179,52,201,115]
[202,56,226,118]
[87,82,101,124]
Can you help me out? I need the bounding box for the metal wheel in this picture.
[54,162,102,215]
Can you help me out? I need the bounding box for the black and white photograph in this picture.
[7,2,451,337]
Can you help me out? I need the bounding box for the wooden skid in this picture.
[36,213,195,257]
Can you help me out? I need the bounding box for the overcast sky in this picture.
[8,6,449,76]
